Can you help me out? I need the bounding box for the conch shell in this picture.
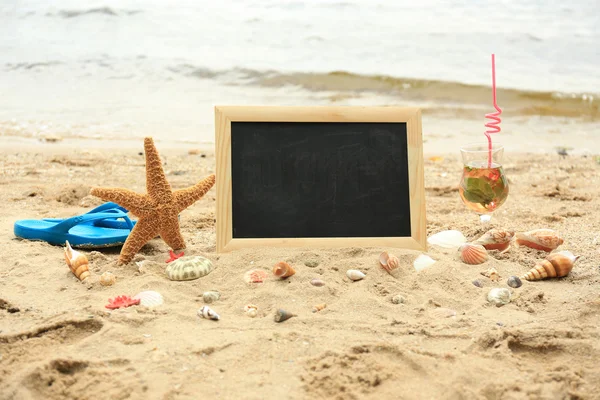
[458,243,488,265]
[521,251,580,281]
[480,267,500,282]
[64,240,90,282]
[379,252,400,276]
[274,309,296,323]
[472,229,514,252]
[514,229,564,252]
[198,305,220,321]
[273,261,296,279]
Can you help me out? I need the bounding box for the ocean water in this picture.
[0,0,598,150]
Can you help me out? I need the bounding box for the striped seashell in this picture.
[273,261,296,279]
[514,229,564,252]
[521,251,580,281]
[165,256,214,281]
[472,229,514,252]
[133,290,164,307]
[346,269,366,281]
[459,243,488,265]
[99,272,116,286]
[198,306,220,321]
[64,240,90,282]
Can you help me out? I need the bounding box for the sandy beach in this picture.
[1,141,599,399]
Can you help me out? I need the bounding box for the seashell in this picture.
[346,269,366,281]
[99,272,116,286]
[514,229,564,252]
[244,269,268,284]
[166,255,214,281]
[429,307,457,319]
[480,267,500,282]
[244,304,258,318]
[64,240,90,282]
[472,279,483,288]
[379,252,400,275]
[487,288,511,306]
[312,304,327,313]
[472,229,514,252]
[274,309,296,323]
[202,291,220,304]
[413,254,436,272]
[273,261,296,279]
[391,295,406,304]
[458,243,488,265]
[197,306,220,321]
[310,279,325,287]
[133,290,164,307]
[507,276,522,288]
[520,250,580,281]
[427,230,467,249]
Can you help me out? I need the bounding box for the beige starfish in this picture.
[90,137,215,265]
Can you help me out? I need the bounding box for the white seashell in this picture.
[427,230,467,249]
[132,290,164,307]
[244,304,258,318]
[346,269,366,281]
[487,288,511,306]
[197,306,220,321]
[99,272,116,286]
[413,254,436,272]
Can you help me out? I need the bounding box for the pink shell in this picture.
[379,252,400,274]
[459,243,488,265]
[515,229,564,252]
[244,269,268,284]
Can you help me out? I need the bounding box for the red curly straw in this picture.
[484,54,502,167]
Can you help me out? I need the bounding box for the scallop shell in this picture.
[520,250,580,281]
[346,269,366,281]
[480,267,500,282]
[273,261,296,279]
[472,229,514,252]
[413,254,436,272]
[133,290,164,307]
[487,288,511,306]
[514,229,564,252]
[459,243,488,265]
[202,291,220,304]
[99,272,116,286]
[165,256,214,281]
[274,309,296,323]
[427,230,467,249]
[64,240,90,282]
[379,252,400,275]
[197,306,220,321]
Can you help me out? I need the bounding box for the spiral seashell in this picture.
[472,229,514,252]
[133,290,164,307]
[274,309,296,323]
[458,243,488,265]
[312,304,327,313]
[346,269,366,281]
[480,267,500,282]
[166,256,214,281]
[99,272,116,286]
[427,230,467,249]
[520,251,580,281]
[487,288,511,306]
[273,261,296,279]
[379,252,400,275]
[64,241,90,282]
[514,229,564,252]
[198,306,220,321]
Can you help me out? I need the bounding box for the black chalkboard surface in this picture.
[231,122,411,239]
[215,106,426,253]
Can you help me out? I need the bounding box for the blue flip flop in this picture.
[14,210,133,248]
[42,202,137,230]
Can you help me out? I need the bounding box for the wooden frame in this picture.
[214,106,426,253]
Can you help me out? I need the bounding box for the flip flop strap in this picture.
[86,202,128,214]
[49,211,134,233]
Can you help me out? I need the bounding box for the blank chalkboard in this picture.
[215,106,426,253]
[231,122,411,238]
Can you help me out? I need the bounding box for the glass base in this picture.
[480,214,492,223]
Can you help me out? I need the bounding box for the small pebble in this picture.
[507,276,522,289]
[391,295,406,304]
[7,307,20,313]
[487,288,511,306]
[202,291,221,304]
[310,279,325,287]
[305,260,319,268]
[472,279,483,288]
[496,322,504,326]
